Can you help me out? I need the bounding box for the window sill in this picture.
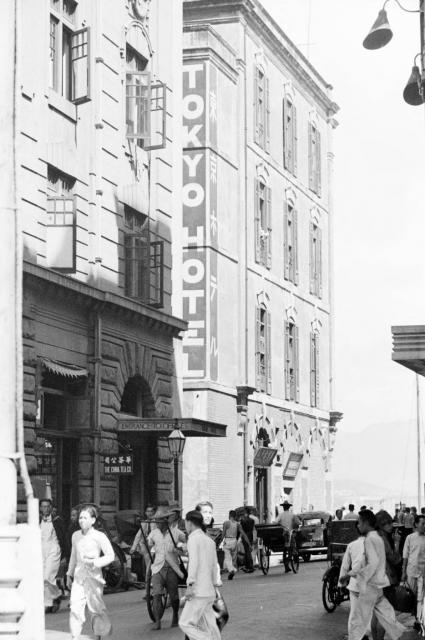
[47,89,77,123]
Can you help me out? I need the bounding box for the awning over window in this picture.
[42,358,88,379]
[117,416,226,438]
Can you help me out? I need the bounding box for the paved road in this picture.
[46,559,349,640]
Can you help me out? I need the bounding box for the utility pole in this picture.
[417,374,422,509]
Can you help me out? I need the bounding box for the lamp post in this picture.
[363,0,425,106]
[167,429,186,502]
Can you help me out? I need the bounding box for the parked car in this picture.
[296,511,332,562]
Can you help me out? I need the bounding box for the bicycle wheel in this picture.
[290,549,300,574]
[322,567,339,613]
[259,546,270,575]
[146,566,168,622]
[103,542,125,591]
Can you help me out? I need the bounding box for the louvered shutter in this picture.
[294,325,300,402]
[316,129,322,196]
[265,77,270,152]
[255,307,261,390]
[310,333,316,407]
[285,321,291,400]
[254,67,259,144]
[255,180,261,263]
[309,222,315,294]
[283,201,289,281]
[266,186,272,269]
[317,226,323,299]
[293,105,298,176]
[293,208,299,285]
[266,310,272,394]
[283,98,288,169]
[308,122,314,191]
[315,334,320,407]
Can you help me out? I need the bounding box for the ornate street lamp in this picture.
[362,0,425,105]
[168,429,186,501]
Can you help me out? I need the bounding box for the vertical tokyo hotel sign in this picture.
[182,61,218,380]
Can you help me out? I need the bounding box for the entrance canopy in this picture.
[117,416,226,438]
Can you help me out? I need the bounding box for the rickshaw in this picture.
[255,523,300,575]
[322,519,358,613]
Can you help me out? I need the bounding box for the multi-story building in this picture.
[181,0,342,522]
[18,0,228,524]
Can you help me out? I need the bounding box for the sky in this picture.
[261,0,425,440]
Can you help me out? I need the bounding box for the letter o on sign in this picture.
[183,94,205,120]
[183,182,204,208]
[183,259,205,284]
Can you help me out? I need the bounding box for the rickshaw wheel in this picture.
[322,568,339,613]
[146,566,167,622]
[103,542,125,591]
[259,547,270,575]
[290,549,300,574]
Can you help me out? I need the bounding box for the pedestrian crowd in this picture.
[335,502,425,640]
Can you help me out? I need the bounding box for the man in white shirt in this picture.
[148,507,186,630]
[39,499,67,613]
[344,504,359,521]
[340,509,412,640]
[402,514,425,620]
[274,500,301,573]
[179,510,221,640]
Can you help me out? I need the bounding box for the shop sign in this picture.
[103,455,133,475]
[282,452,303,481]
[36,454,57,475]
[254,446,277,468]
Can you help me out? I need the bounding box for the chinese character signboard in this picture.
[254,446,277,468]
[182,60,218,381]
[282,452,304,481]
[103,455,133,475]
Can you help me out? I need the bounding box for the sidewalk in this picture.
[46,632,90,639]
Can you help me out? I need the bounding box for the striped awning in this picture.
[42,358,88,378]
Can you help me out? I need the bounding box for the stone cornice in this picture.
[183,0,339,116]
[183,24,239,83]
[23,262,187,339]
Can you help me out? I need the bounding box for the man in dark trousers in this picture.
[239,507,254,573]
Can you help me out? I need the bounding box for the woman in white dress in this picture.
[66,506,115,640]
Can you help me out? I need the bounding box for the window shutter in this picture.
[315,334,320,408]
[294,325,300,403]
[293,208,299,285]
[282,98,288,169]
[71,27,90,105]
[254,67,259,144]
[255,307,261,390]
[293,105,298,176]
[265,77,270,152]
[143,81,167,151]
[266,310,272,394]
[316,129,322,196]
[310,333,316,407]
[266,186,272,269]
[284,321,291,400]
[45,196,76,272]
[255,180,261,263]
[317,226,323,299]
[309,222,315,294]
[283,201,289,281]
[126,72,151,140]
[308,122,314,191]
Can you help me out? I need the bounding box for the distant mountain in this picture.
[332,419,419,503]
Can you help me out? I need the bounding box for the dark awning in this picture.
[117,416,226,438]
[42,358,88,378]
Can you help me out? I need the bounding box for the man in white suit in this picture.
[179,510,221,640]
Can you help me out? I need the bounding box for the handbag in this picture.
[213,588,229,631]
[387,583,416,614]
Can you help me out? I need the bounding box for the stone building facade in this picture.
[18,0,199,524]
[181,0,342,523]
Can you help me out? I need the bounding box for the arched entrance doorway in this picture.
[118,375,157,510]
